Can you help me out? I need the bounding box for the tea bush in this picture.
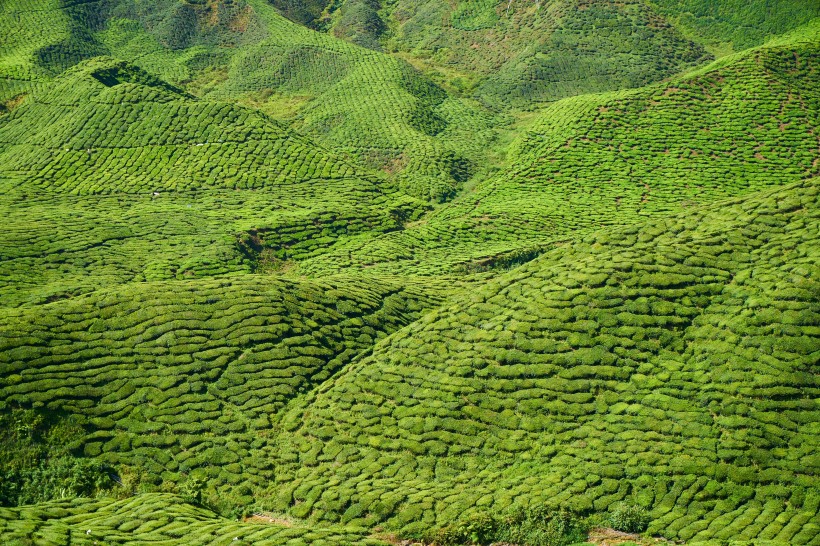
[609,502,650,534]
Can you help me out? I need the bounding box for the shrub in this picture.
[426,506,588,546]
[608,502,649,533]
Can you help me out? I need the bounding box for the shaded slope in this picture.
[270,179,819,543]
[0,0,105,102]
[648,0,820,54]
[295,27,820,277]
[0,275,441,509]
[365,0,711,107]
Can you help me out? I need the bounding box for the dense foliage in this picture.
[0,1,818,545]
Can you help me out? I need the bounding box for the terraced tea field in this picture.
[0,1,818,545]
[0,275,442,509]
[389,0,713,108]
[0,56,430,305]
[272,179,820,543]
[296,26,820,277]
[0,494,388,545]
[0,0,499,203]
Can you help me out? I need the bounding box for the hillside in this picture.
[378,0,712,107]
[0,56,429,305]
[294,25,820,277]
[0,0,497,203]
[271,178,820,543]
[0,276,441,511]
[0,494,388,545]
[648,0,820,54]
[0,1,818,545]
[317,0,817,108]
[0,57,370,193]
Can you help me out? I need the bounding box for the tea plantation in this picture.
[0,0,498,202]
[380,0,713,107]
[0,1,818,545]
[296,25,820,277]
[0,275,442,510]
[0,494,389,545]
[0,56,432,305]
[272,178,820,543]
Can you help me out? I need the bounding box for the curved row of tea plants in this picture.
[0,275,442,510]
[268,179,819,544]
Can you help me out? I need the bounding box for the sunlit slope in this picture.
[0,57,368,193]
[378,0,711,107]
[0,0,497,202]
[295,27,820,277]
[0,57,426,305]
[270,179,819,543]
[0,276,440,509]
[648,0,820,53]
[0,494,387,546]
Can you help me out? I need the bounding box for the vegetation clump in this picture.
[428,507,589,546]
[0,2,818,545]
[609,503,650,534]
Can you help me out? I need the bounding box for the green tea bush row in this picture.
[269,180,820,542]
[0,275,441,503]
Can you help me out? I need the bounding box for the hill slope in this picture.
[270,178,820,543]
[648,0,820,54]
[0,0,498,202]
[0,275,441,510]
[0,57,426,306]
[379,0,712,107]
[0,493,387,546]
[294,24,820,277]
[319,0,818,106]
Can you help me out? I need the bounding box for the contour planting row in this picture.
[0,493,388,546]
[294,30,820,277]
[0,275,441,503]
[267,180,819,543]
